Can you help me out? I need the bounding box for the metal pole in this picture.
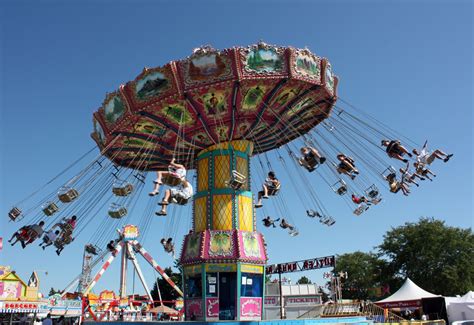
[279,272,284,320]
[127,244,154,302]
[119,242,128,298]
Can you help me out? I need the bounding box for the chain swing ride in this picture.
[6,42,452,320]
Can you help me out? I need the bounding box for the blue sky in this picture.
[0,0,472,296]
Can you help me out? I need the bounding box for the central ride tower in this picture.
[180,140,267,321]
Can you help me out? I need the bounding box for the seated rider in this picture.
[9,221,45,248]
[160,238,175,257]
[279,218,295,231]
[85,244,98,255]
[149,158,186,196]
[351,194,371,205]
[262,216,280,228]
[299,146,326,172]
[336,154,359,180]
[107,239,120,257]
[413,161,436,181]
[381,139,413,163]
[255,171,280,208]
[413,141,453,165]
[385,172,410,196]
[399,162,424,187]
[156,179,194,216]
[39,229,60,250]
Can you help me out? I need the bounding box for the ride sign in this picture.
[265,255,335,274]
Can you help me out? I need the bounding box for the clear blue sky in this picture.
[1,0,472,296]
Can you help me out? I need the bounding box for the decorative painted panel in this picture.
[185,298,203,318]
[197,158,209,191]
[240,297,262,319]
[206,298,219,318]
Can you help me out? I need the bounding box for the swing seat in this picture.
[171,195,189,205]
[353,205,368,216]
[162,174,182,187]
[289,228,299,236]
[112,182,134,196]
[85,244,99,255]
[58,187,79,203]
[8,207,22,221]
[42,202,59,216]
[325,218,336,226]
[226,170,246,190]
[332,179,347,196]
[267,183,281,196]
[371,197,382,205]
[382,166,397,179]
[108,203,128,219]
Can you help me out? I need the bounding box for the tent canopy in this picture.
[376,278,439,308]
[148,305,178,315]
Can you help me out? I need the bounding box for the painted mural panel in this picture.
[184,232,202,260]
[295,52,321,79]
[198,90,228,116]
[325,63,335,93]
[135,70,170,101]
[103,94,126,124]
[188,53,228,81]
[93,119,106,144]
[242,86,267,111]
[208,231,233,256]
[160,103,193,125]
[245,48,283,73]
[242,232,261,258]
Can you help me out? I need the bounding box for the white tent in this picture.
[375,278,439,308]
[445,291,474,323]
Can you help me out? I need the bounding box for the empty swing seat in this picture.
[381,166,397,180]
[353,205,369,216]
[365,185,380,199]
[58,187,79,203]
[42,202,59,216]
[226,170,246,190]
[112,181,134,196]
[108,203,127,219]
[8,207,22,221]
[332,179,347,196]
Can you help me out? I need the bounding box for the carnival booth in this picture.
[0,266,47,323]
[375,278,439,309]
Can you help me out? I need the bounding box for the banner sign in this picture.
[265,255,335,274]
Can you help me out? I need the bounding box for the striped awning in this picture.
[0,307,41,313]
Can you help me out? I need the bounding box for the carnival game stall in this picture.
[0,266,47,324]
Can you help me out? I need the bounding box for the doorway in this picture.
[218,272,236,320]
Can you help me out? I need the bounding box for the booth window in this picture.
[206,273,218,297]
[185,274,202,298]
[240,273,263,297]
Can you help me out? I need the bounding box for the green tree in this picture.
[151,267,183,306]
[333,251,387,300]
[296,276,312,284]
[378,217,474,296]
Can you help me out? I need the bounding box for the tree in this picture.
[150,267,182,306]
[333,251,387,300]
[378,217,474,296]
[296,276,312,284]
